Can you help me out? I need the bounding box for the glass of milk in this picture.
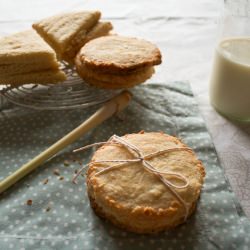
[210,0,250,122]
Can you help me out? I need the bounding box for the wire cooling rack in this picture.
[0,63,120,110]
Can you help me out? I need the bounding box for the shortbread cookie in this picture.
[0,69,66,85]
[0,30,66,84]
[86,132,205,234]
[32,11,101,62]
[63,21,113,63]
[0,30,59,65]
[77,35,162,73]
[83,22,113,45]
[75,54,154,89]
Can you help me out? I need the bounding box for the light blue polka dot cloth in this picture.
[0,82,250,250]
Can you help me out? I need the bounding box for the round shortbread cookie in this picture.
[77,35,162,73]
[86,132,205,234]
[75,53,155,89]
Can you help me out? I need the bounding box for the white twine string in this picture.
[73,135,192,220]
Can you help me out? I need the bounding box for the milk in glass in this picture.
[210,38,250,121]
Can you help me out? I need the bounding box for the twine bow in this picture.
[73,135,192,219]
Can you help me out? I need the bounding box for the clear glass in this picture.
[210,0,250,122]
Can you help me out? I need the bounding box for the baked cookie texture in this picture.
[78,36,161,72]
[63,21,113,64]
[33,11,112,63]
[86,132,205,234]
[75,36,162,89]
[0,30,66,85]
[0,30,59,65]
[75,53,155,89]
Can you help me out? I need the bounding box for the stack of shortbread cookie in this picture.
[75,35,162,89]
[0,30,66,85]
[86,132,205,233]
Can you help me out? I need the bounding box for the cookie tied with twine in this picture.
[73,132,205,234]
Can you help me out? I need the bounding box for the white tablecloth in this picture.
[1,0,250,217]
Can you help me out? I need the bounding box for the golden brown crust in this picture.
[86,132,205,234]
[78,35,162,73]
[75,53,154,89]
[88,188,198,234]
[76,71,154,89]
